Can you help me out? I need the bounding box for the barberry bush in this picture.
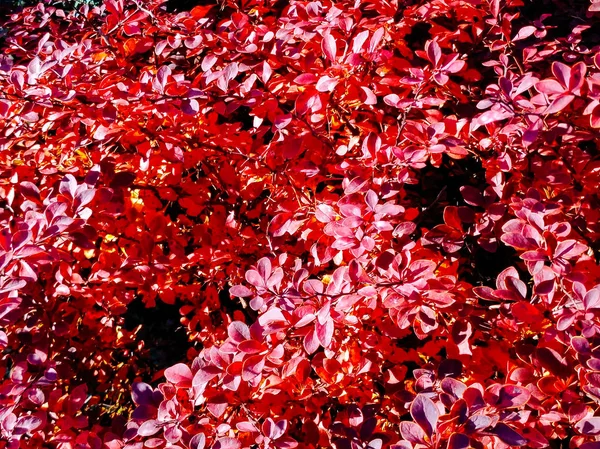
[2,0,600,448]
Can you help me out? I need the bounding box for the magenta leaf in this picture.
[552,61,571,88]
[13,415,42,435]
[316,319,334,347]
[496,385,531,408]
[410,394,439,437]
[576,417,600,436]
[465,415,493,433]
[399,421,426,444]
[492,423,527,446]
[131,382,154,406]
[582,444,600,449]
[440,378,467,399]
[447,433,470,449]
[263,418,286,440]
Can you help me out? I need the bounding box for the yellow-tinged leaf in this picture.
[84,249,95,259]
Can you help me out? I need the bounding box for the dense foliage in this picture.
[3,0,600,448]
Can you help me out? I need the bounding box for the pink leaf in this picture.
[228,321,250,343]
[554,239,587,259]
[322,34,337,62]
[535,79,565,95]
[585,289,600,310]
[257,257,272,281]
[513,26,536,41]
[138,420,162,437]
[190,433,206,449]
[59,174,77,198]
[496,385,531,408]
[544,94,575,115]
[164,363,193,387]
[241,354,265,381]
[569,61,587,93]
[316,319,334,347]
[201,54,218,72]
[294,73,318,85]
[352,30,369,53]
[316,76,338,92]
[500,233,537,250]
[359,86,377,105]
[193,366,221,386]
[230,285,253,297]
[263,418,287,440]
[368,28,384,53]
[304,328,320,354]
[552,61,571,88]
[20,182,40,201]
[425,40,441,65]
[245,270,265,288]
[213,438,241,449]
[258,308,287,326]
[576,418,600,436]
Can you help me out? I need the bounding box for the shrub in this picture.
[2,0,600,448]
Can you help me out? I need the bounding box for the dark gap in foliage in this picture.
[405,156,486,228]
[165,199,186,222]
[403,21,431,51]
[229,105,255,132]
[395,331,427,351]
[165,0,216,12]
[549,438,571,449]
[468,243,519,288]
[123,297,190,376]
[519,0,594,41]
